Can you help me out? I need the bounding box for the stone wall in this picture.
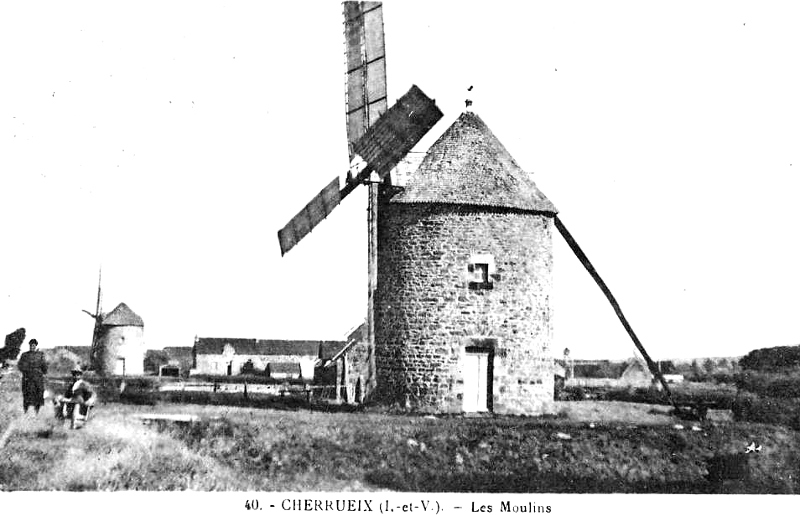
[374,203,554,415]
[193,353,316,378]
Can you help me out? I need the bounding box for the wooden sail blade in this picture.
[351,85,443,181]
[554,215,677,408]
[344,1,387,159]
[277,177,342,256]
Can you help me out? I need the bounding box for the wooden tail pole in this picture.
[554,216,677,408]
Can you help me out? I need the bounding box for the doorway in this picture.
[463,347,493,412]
[115,357,126,376]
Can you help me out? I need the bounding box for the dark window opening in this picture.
[468,262,493,290]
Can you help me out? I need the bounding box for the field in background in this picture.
[1,369,798,493]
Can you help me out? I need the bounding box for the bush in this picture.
[560,385,586,401]
[710,371,737,384]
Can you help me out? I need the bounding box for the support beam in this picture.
[365,181,379,398]
[554,216,677,408]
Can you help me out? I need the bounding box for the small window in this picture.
[468,254,495,290]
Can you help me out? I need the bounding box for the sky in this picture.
[1,1,798,361]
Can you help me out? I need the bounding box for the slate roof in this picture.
[267,362,301,375]
[194,337,345,357]
[390,111,557,213]
[101,303,144,327]
[570,358,650,379]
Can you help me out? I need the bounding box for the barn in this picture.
[373,110,558,415]
[91,302,145,376]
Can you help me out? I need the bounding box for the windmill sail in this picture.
[277,177,341,256]
[277,85,443,256]
[344,1,387,160]
[351,85,442,182]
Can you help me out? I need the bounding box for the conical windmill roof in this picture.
[390,111,557,213]
[101,302,144,327]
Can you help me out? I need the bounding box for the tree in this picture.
[0,328,26,364]
[739,345,800,371]
[143,350,170,374]
[703,358,715,375]
[691,359,702,379]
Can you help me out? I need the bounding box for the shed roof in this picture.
[390,111,557,213]
[194,337,344,357]
[268,362,301,374]
[101,303,144,327]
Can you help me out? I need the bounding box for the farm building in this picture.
[90,302,145,376]
[373,110,558,415]
[191,337,346,379]
[565,357,655,388]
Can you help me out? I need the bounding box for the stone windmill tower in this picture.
[91,302,145,376]
[374,110,558,415]
[278,3,678,412]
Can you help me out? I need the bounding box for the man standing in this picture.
[17,339,47,414]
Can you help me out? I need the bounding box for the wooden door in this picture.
[463,351,489,412]
[115,357,126,376]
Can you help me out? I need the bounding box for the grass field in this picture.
[1,369,798,493]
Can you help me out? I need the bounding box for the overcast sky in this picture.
[1,1,798,360]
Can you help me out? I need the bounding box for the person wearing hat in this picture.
[17,339,48,414]
[59,366,96,429]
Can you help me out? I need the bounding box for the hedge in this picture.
[739,345,800,371]
[735,370,800,399]
[731,391,800,429]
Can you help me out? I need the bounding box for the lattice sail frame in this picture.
[344,1,388,160]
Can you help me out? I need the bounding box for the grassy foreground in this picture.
[1,371,799,492]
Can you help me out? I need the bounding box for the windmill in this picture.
[276,2,443,398]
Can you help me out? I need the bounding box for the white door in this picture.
[115,357,126,376]
[463,352,489,412]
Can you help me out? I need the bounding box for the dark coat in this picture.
[18,350,48,408]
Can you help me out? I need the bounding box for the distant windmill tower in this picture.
[277,2,443,399]
[83,268,146,376]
